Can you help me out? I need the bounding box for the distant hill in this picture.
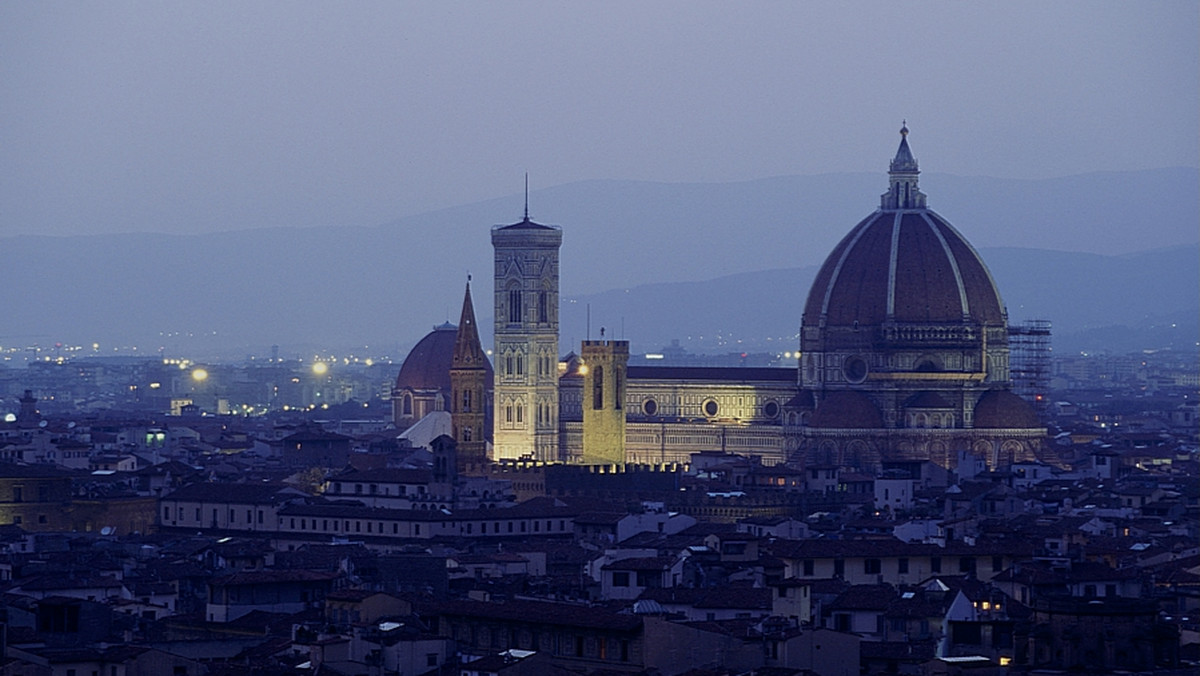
[564,244,1200,357]
[0,168,1194,359]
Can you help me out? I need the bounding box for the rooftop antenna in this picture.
[524,173,529,221]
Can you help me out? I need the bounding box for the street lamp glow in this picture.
[312,362,329,375]
[191,368,208,382]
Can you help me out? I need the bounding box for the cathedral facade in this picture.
[393,128,1046,472]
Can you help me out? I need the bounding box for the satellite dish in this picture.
[100,526,114,536]
[38,420,48,428]
[68,421,76,429]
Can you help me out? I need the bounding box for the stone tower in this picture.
[580,339,629,465]
[491,207,562,462]
[450,279,489,469]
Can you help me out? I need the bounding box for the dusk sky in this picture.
[2,1,1197,239]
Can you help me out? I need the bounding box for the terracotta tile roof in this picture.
[430,598,642,632]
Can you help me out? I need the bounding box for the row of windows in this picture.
[506,289,553,324]
[279,515,569,537]
[635,397,781,419]
[797,555,1004,577]
[454,623,630,661]
[501,352,557,378]
[165,506,266,525]
[330,482,427,496]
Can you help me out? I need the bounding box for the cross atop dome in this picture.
[882,122,926,210]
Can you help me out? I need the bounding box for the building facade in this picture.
[450,280,489,467]
[794,126,1044,470]
[391,128,1046,472]
[491,211,562,462]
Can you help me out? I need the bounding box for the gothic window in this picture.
[614,370,622,410]
[463,427,472,442]
[515,403,523,424]
[402,394,412,416]
[505,404,513,424]
[593,366,604,410]
[538,291,548,323]
[462,390,472,412]
[516,354,524,375]
[506,355,514,375]
[508,288,522,323]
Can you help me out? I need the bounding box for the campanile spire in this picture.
[450,276,489,467]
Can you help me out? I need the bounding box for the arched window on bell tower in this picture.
[593,366,604,410]
[508,286,522,324]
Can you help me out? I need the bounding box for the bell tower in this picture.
[450,278,489,469]
[580,337,628,465]
[491,194,562,462]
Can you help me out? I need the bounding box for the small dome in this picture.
[784,389,816,410]
[810,390,884,429]
[395,323,458,392]
[974,390,1041,429]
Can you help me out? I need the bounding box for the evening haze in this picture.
[2,2,1196,239]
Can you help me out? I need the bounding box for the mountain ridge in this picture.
[0,168,1194,358]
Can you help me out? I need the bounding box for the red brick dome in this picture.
[802,210,1005,330]
[974,389,1041,429]
[801,129,1005,334]
[810,390,884,429]
[395,323,458,392]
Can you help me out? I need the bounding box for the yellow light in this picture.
[312,362,329,375]
[149,382,161,389]
[192,368,208,382]
[364,359,374,366]
[1000,657,1011,666]
[578,364,589,375]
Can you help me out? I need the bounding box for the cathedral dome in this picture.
[395,323,458,392]
[973,390,1041,429]
[801,129,1005,333]
[802,211,1006,329]
[810,390,884,429]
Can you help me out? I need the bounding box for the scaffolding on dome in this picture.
[1009,319,1052,419]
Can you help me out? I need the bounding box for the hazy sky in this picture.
[2,1,1197,238]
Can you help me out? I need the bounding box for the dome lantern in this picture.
[882,122,926,210]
